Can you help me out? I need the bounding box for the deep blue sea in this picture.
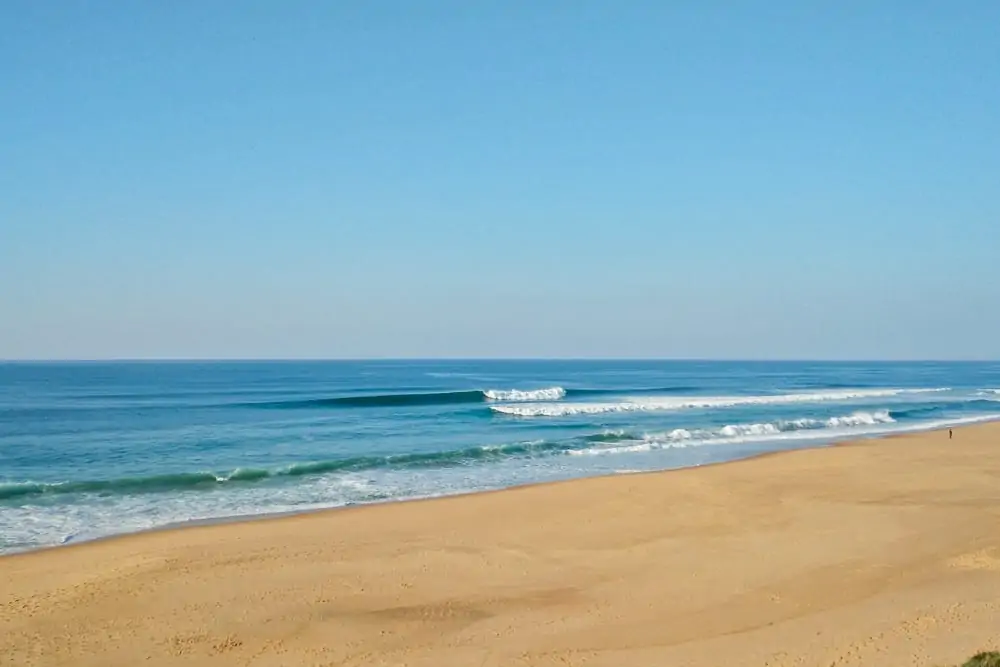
[2,360,1000,554]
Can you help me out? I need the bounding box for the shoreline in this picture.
[5,421,1000,666]
[5,416,996,560]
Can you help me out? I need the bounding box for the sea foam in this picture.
[483,387,567,402]
[568,411,997,457]
[491,389,944,417]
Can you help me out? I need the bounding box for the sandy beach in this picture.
[3,423,1000,667]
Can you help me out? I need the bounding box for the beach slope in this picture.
[3,424,1000,666]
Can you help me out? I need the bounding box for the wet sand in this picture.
[3,423,1000,666]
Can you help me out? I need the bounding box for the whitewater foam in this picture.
[0,439,564,502]
[483,387,566,402]
[491,389,942,417]
[826,410,895,427]
[568,412,999,457]
[618,410,892,445]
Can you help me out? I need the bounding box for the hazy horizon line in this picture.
[2,357,997,364]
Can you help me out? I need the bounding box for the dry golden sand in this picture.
[3,423,1000,667]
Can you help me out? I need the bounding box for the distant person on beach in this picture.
[949,429,953,439]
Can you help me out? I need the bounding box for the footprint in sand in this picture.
[948,548,1000,571]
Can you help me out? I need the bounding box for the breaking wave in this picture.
[483,387,567,401]
[491,388,949,417]
[569,412,999,457]
[0,440,561,502]
[251,385,699,409]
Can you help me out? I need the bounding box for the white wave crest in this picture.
[692,411,892,440]
[826,410,895,427]
[492,388,940,417]
[571,411,893,456]
[567,411,999,458]
[483,387,566,402]
[719,422,782,437]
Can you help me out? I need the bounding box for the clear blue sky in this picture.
[2,2,998,359]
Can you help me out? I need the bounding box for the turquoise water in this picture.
[2,360,999,554]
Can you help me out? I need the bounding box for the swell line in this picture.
[0,440,562,501]
[248,386,697,410]
[256,389,488,409]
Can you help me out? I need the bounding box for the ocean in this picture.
[2,360,999,555]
